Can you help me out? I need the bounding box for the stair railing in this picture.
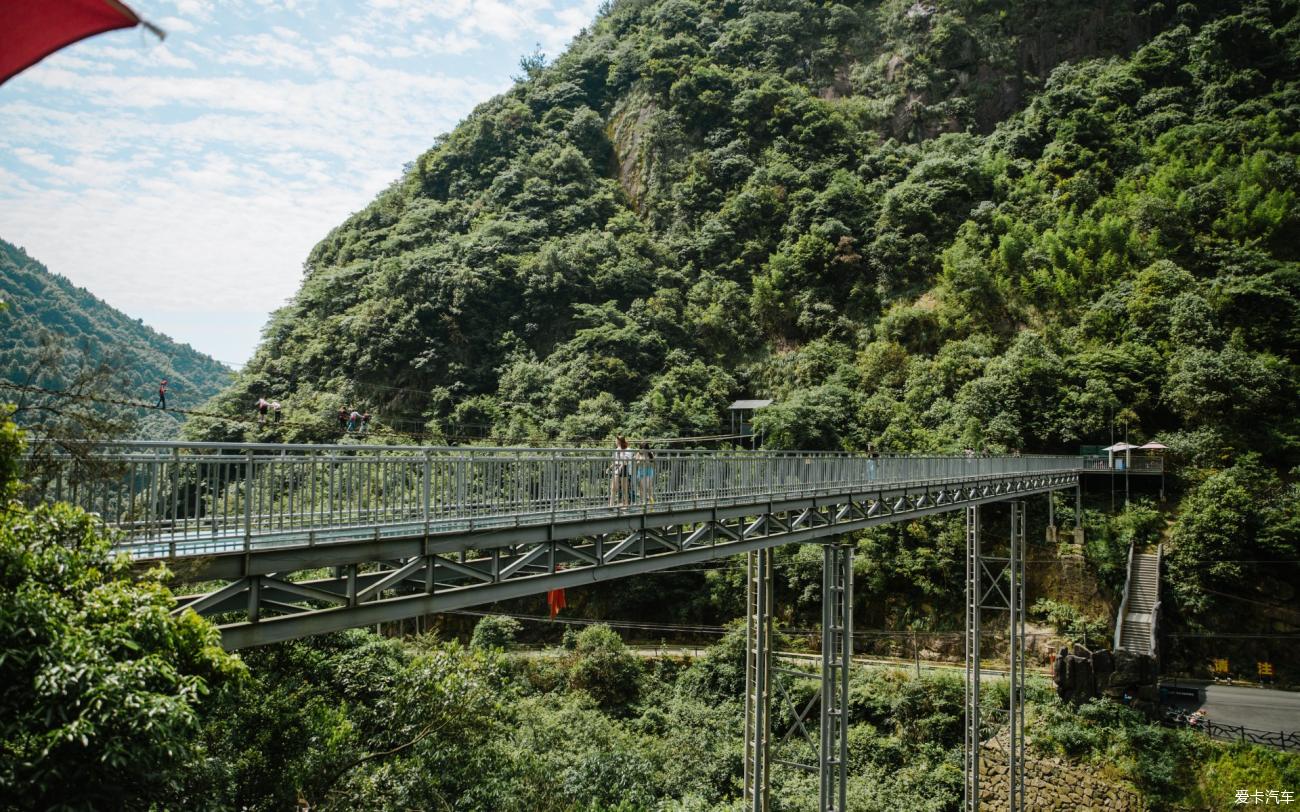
[1149,542,1163,662]
[1113,541,1135,651]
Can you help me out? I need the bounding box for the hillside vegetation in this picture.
[1,238,232,437]
[3,393,1299,811]
[195,0,1297,455]
[160,623,1300,811]
[190,0,1300,659]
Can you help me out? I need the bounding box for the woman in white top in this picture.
[609,436,633,507]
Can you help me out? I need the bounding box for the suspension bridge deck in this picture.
[27,442,1085,649]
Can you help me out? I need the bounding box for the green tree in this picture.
[472,614,525,650]
[0,412,242,810]
[566,624,644,712]
[1166,458,1299,618]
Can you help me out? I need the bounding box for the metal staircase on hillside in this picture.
[1115,545,1162,657]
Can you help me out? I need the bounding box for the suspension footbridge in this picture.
[27,441,1108,811]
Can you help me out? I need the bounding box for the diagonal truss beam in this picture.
[205,475,1076,649]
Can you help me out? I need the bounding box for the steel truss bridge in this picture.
[30,442,1091,812]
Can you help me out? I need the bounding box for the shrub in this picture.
[567,624,644,711]
[471,614,525,650]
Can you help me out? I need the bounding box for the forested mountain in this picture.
[0,238,231,437]
[192,0,1299,654]
[195,0,1297,453]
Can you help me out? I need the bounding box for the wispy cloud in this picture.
[0,0,601,362]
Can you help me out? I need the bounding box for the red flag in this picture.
[1,0,162,86]
[547,588,566,620]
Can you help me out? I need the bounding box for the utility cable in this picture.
[0,380,749,447]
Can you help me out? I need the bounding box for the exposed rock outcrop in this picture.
[1053,645,1159,711]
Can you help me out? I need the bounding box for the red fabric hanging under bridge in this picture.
[1,0,161,86]
[547,588,567,620]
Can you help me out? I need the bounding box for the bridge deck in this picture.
[24,443,1085,648]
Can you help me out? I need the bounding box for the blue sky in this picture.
[0,0,601,367]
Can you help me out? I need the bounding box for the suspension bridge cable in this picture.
[0,380,750,447]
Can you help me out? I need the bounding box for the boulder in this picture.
[1109,649,1157,688]
[1053,645,1155,705]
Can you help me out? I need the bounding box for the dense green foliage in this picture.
[197,0,1298,453]
[168,625,1299,811]
[0,412,241,809]
[1033,697,1209,801]
[0,238,231,437]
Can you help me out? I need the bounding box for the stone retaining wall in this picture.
[977,739,1145,811]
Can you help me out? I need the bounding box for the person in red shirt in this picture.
[156,380,168,409]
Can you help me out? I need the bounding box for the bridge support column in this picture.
[964,503,1027,812]
[1009,501,1026,812]
[246,575,262,623]
[819,542,853,812]
[964,505,981,812]
[743,548,773,812]
[1074,484,1085,545]
[1046,490,1057,543]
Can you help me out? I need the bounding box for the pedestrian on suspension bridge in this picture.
[155,379,168,409]
[256,397,269,424]
[635,442,656,505]
[608,435,633,507]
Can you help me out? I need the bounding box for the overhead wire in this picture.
[0,380,748,447]
[198,363,757,441]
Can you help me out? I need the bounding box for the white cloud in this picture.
[220,34,319,71]
[157,16,199,34]
[412,31,482,55]
[0,0,601,362]
[76,42,197,70]
[170,0,215,21]
[330,33,376,55]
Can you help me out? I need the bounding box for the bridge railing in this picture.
[20,442,1082,554]
[1079,455,1164,473]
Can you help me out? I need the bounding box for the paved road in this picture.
[1162,679,1300,732]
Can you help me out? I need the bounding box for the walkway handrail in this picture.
[1151,542,1163,662]
[1079,454,1164,473]
[1114,542,1135,651]
[20,442,1084,557]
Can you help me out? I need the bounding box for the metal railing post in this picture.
[169,446,180,557]
[243,449,254,552]
[422,450,432,534]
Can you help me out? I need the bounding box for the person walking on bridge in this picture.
[256,397,269,425]
[609,436,633,507]
[635,442,656,505]
[155,379,168,410]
